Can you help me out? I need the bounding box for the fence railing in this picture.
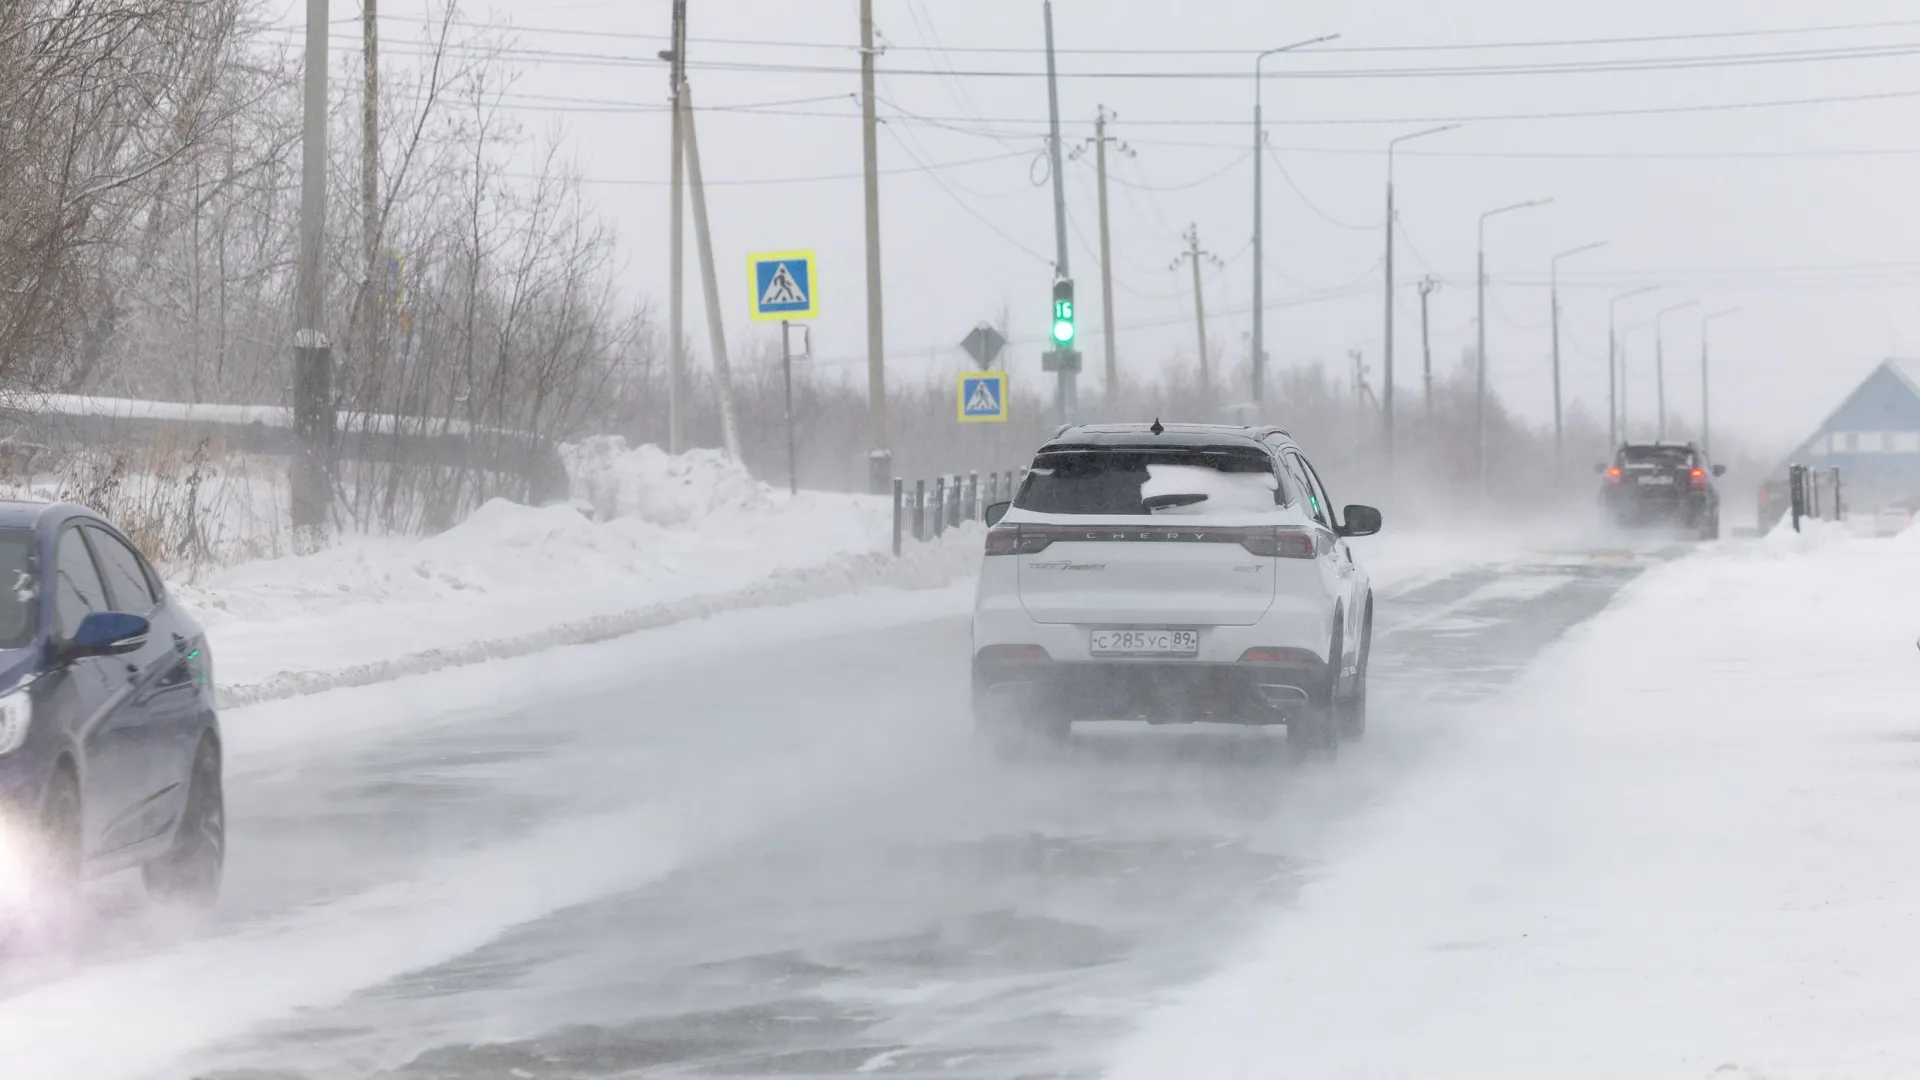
[891,469,1025,555]
[1787,463,1843,532]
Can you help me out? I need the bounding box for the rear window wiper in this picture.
[1143,493,1209,512]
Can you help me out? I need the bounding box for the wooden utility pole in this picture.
[680,82,741,460]
[292,0,333,545]
[665,0,687,453]
[1172,225,1223,395]
[860,0,889,492]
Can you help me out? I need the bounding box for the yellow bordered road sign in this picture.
[748,250,818,322]
[958,371,1008,423]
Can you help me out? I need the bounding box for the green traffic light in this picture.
[1052,297,1074,343]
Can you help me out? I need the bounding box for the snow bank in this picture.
[1106,531,1920,1078]
[174,441,982,707]
[561,435,773,525]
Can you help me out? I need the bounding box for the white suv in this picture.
[972,422,1380,756]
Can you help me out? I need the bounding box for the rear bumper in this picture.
[1605,490,1710,520]
[973,657,1330,724]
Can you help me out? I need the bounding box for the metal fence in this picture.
[890,469,1025,555]
[1786,463,1844,532]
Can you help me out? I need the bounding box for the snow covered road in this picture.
[0,543,1669,1079]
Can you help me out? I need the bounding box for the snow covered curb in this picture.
[210,526,983,708]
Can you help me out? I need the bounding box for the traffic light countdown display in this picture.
[1052,279,1075,345]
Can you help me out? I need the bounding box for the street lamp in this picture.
[1608,286,1659,448]
[1654,300,1700,442]
[1549,240,1607,478]
[1251,33,1339,410]
[1476,197,1553,501]
[1701,307,1741,453]
[1382,122,1460,476]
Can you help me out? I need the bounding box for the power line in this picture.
[541,148,1031,188]
[1097,148,1254,192]
[878,124,1053,265]
[295,31,1920,81]
[1265,143,1379,232]
[333,14,1920,57]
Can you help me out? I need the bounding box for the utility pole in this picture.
[1608,286,1658,450]
[1078,106,1127,408]
[1250,35,1337,411]
[1173,225,1224,396]
[1041,1,1079,425]
[664,0,687,453]
[681,82,741,460]
[860,0,888,492]
[1475,197,1552,502]
[1654,300,1698,443]
[1418,276,1439,417]
[361,0,380,325]
[292,0,333,547]
[1383,124,1457,478]
[1549,241,1606,480]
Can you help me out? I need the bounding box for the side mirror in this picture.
[1592,463,1608,475]
[984,501,1012,528]
[1712,464,1727,477]
[67,611,150,660]
[1339,505,1383,538]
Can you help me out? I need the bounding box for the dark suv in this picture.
[1597,442,1725,538]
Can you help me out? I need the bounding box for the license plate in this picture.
[1638,475,1675,485]
[1090,629,1199,657]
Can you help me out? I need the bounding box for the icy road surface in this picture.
[0,543,1672,1079]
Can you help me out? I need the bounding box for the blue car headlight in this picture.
[0,685,31,757]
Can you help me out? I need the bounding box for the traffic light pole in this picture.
[1042,0,1078,425]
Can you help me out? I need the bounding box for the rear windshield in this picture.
[1015,450,1281,516]
[0,530,33,649]
[1618,446,1694,469]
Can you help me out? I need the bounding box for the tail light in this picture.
[1604,467,1622,486]
[978,644,1049,662]
[1239,646,1319,664]
[983,525,1061,556]
[1239,526,1320,559]
[1689,467,1708,492]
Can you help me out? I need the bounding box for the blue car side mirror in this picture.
[68,611,151,659]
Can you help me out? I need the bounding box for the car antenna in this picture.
[1150,418,1164,436]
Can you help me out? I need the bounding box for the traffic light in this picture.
[1051,278,1076,346]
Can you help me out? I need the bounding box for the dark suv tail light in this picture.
[1689,467,1708,492]
[1239,526,1319,559]
[1605,467,1622,486]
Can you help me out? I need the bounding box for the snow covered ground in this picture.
[175,439,988,705]
[1106,520,1920,1080]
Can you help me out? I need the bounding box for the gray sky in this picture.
[338,0,1920,450]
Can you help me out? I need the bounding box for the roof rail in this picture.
[1051,423,1074,438]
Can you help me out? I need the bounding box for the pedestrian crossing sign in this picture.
[958,372,1008,423]
[748,250,818,321]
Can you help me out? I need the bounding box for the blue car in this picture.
[0,501,222,914]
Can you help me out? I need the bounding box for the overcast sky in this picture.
[302,0,1920,452]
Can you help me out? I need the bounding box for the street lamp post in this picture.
[1549,240,1606,479]
[1382,122,1459,479]
[1251,33,1338,411]
[1654,301,1699,442]
[1701,307,1741,454]
[1607,286,1659,449]
[1476,197,1553,501]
